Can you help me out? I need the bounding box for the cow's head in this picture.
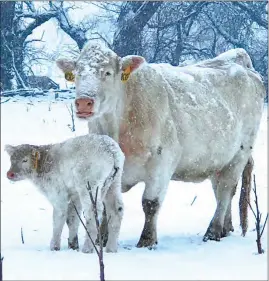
[56,42,145,119]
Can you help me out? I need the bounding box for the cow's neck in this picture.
[117,78,151,158]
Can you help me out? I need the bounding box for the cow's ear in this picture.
[120,55,146,82]
[5,145,15,155]
[56,59,76,73]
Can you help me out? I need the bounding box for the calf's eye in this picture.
[22,159,28,163]
[105,71,111,76]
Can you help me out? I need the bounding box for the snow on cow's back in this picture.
[213,48,253,69]
[149,48,259,91]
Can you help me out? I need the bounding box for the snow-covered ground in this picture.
[1,98,268,280]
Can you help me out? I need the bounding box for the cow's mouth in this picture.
[76,112,94,118]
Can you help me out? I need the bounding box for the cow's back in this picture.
[132,56,265,180]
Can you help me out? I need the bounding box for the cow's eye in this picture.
[22,159,28,163]
[105,71,111,76]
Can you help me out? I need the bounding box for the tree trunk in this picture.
[0,1,16,90]
[171,21,183,66]
[113,1,163,57]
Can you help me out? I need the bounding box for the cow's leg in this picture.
[66,197,81,250]
[239,156,254,236]
[50,204,68,251]
[136,169,171,248]
[222,185,237,237]
[211,179,236,238]
[204,160,244,242]
[104,175,124,253]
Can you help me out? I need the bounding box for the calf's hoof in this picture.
[95,234,108,247]
[106,247,117,253]
[203,225,222,242]
[50,240,61,251]
[68,235,79,250]
[82,242,94,254]
[51,246,60,251]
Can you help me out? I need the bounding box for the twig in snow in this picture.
[0,254,3,281]
[21,227,24,244]
[247,174,268,254]
[190,195,197,206]
[0,98,11,104]
[72,181,105,281]
[86,182,105,281]
[66,103,75,132]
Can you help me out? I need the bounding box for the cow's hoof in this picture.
[136,237,158,248]
[203,227,221,242]
[221,224,234,238]
[68,236,79,250]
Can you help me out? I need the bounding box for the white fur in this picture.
[57,46,265,245]
[6,134,125,253]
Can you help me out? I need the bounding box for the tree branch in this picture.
[233,2,268,29]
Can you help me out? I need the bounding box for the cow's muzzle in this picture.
[75,97,95,118]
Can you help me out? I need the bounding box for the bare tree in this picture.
[0,254,3,281]
[0,1,65,90]
[72,182,105,281]
[247,175,268,254]
[113,1,163,56]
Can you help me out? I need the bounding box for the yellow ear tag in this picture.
[33,152,39,170]
[121,66,131,82]
[65,71,75,82]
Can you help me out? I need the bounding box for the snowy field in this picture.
[1,97,268,280]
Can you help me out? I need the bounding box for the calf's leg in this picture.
[104,175,124,253]
[98,182,137,247]
[50,205,68,251]
[80,190,103,254]
[66,197,81,250]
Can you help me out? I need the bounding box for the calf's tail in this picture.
[239,156,254,236]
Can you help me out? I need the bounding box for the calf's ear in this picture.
[32,149,41,160]
[120,55,146,82]
[5,145,15,155]
[56,59,76,73]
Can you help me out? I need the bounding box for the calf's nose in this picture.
[7,171,15,179]
[75,98,95,113]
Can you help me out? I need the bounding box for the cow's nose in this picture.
[7,171,15,179]
[75,98,95,112]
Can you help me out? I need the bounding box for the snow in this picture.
[1,97,268,280]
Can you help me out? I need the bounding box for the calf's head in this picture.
[5,144,41,181]
[56,42,145,119]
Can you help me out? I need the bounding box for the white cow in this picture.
[5,134,125,253]
[57,43,265,247]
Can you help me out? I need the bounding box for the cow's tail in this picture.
[239,156,254,236]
